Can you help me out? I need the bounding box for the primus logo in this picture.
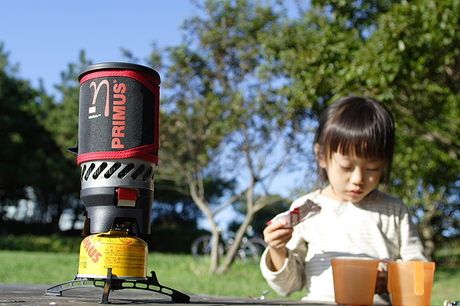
[87,79,127,149]
[82,236,102,263]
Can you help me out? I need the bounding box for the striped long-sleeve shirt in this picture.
[260,189,427,305]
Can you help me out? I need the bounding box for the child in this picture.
[260,96,427,305]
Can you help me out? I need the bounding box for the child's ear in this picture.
[314,143,327,169]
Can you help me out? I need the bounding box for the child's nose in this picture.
[350,168,364,185]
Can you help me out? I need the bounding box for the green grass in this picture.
[0,250,458,305]
[432,267,460,304]
[0,250,303,300]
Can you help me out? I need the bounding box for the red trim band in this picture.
[77,144,159,165]
[80,70,160,94]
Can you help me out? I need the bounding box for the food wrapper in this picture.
[266,199,321,228]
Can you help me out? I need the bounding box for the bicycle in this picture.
[190,226,267,263]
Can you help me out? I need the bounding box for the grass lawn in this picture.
[0,250,458,305]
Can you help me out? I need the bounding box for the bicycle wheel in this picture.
[239,237,267,261]
[190,235,224,262]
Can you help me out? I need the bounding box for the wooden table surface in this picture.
[0,283,333,306]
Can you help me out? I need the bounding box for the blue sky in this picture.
[1,0,300,97]
[0,0,196,96]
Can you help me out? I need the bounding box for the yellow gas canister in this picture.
[77,230,148,279]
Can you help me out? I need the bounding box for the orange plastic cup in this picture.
[331,258,380,306]
[387,261,435,306]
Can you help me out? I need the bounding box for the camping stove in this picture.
[45,63,189,303]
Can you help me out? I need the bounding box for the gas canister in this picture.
[77,230,148,279]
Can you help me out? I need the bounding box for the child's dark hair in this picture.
[314,96,395,189]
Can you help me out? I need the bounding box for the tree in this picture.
[310,0,403,39]
[0,44,37,204]
[39,50,94,232]
[262,1,364,120]
[152,175,233,228]
[148,0,308,273]
[229,196,291,235]
[0,44,78,233]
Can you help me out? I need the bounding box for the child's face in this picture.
[319,151,385,202]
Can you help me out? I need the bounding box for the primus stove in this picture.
[46,63,189,303]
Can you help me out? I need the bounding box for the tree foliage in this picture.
[0,44,80,232]
[266,0,460,259]
[148,0,308,273]
[348,0,460,257]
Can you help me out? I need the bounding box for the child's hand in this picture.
[375,266,388,294]
[264,218,294,249]
[263,219,294,271]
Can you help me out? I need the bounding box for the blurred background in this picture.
[0,0,459,274]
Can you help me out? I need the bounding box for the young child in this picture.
[260,96,427,305]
